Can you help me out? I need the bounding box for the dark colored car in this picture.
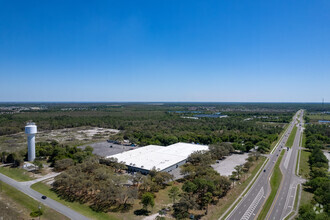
[41,195,47,200]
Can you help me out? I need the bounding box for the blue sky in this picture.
[0,0,329,102]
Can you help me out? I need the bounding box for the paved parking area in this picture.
[79,141,134,157]
[212,153,249,176]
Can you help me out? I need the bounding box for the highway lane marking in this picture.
[241,187,264,220]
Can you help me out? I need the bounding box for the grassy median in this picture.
[257,150,285,220]
[286,126,297,148]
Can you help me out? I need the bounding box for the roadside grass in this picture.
[286,126,297,148]
[294,184,300,210]
[0,166,35,181]
[284,212,295,220]
[269,123,289,153]
[299,150,311,179]
[0,181,68,220]
[300,188,314,206]
[296,149,300,175]
[302,132,306,148]
[257,150,285,220]
[205,156,267,220]
[31,182,119,220]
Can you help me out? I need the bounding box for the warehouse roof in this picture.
[107,142,208,171]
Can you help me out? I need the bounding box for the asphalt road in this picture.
[0,172,89,220]
[267,111,305,220]
[226,110,302,220]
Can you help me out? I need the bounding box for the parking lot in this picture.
[212,153,249,176]
[79,141,134,157]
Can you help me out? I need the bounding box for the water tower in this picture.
[25,122,37,161]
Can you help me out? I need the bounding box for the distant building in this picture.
[108,142,208,174]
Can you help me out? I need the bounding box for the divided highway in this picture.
[225,110,303,220]
[267,111,305,220]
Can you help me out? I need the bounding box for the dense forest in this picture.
[298,119,330,219]
[0,103,302,153]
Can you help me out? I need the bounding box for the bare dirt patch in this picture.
[0,127,120,152]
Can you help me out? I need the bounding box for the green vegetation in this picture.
[0,103,295,154]
[209,157,267,220]
[257,150,285,220]
[173,150,232,219]
[300,189,313,206]
[307,114,330,121]
[36,141,94,166]
[294,184,300,210]
[299,150,311,179]
[296,149,300,175]
[0,166,35,181]
[0,181,68,220]
[304,123,330,150]
[298,118,330,219]
[31,182,118,220]
[286,126,298,148]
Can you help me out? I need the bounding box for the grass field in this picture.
[286,126,298,148]
[0,166,35,181]
[205,157,267,220]
[31,182,119,220]
[0,181,68,220]
[299,150,311,179]
[257,150,285,220]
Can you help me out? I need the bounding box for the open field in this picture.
[0,181,68,220]
[257,150,285,220]
[0,166,35,181]
[204,156,266,220]
[0,126,119,153]
[286,126,297,148]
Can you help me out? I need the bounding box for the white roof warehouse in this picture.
[107,142,209,174]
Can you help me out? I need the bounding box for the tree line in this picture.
[298,122,330,219]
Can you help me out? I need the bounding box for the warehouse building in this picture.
[107,142,208,174]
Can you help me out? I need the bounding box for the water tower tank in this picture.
[25,122,37,161]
